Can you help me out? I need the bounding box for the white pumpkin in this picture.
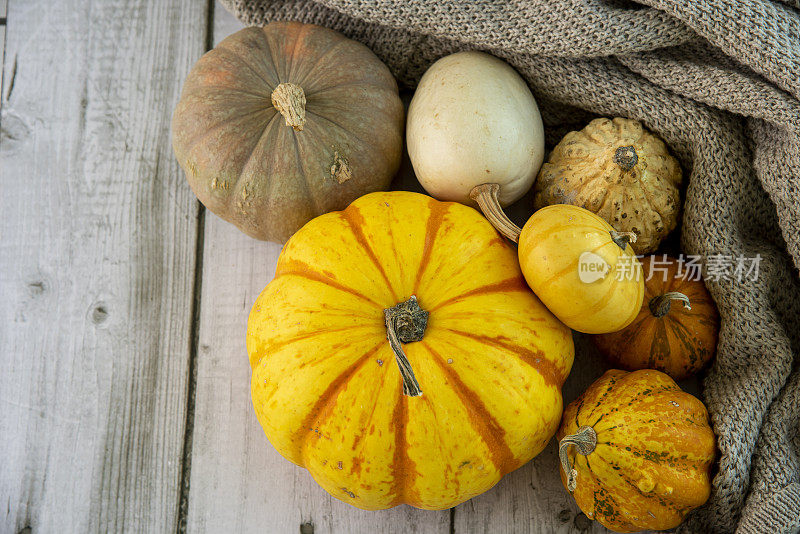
[407,51,545,212]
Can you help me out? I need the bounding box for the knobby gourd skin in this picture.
[558,369,715,533]
[518,204,644,334]
[533,117,682,255]
[247,191,574,510]
[593,256,719,380]
[172,22,404,243]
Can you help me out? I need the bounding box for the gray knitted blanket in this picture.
[220,1,800,532]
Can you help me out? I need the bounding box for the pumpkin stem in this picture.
[649,291,691,318]
[271,82,306,131]
[610,230,637,251]
[384,296,427,397]
[558,426,597,492]
[613,145,638,171]
[469,183,522,243]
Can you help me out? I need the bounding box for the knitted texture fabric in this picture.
[221,1,800,532]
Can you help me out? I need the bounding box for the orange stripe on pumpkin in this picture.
[413,199,450,294]
[425,344,519,475]
[340,205,399,302]
[295,343,383,462]
[349,358,391,455]
[275,258,383,308]
[429,277,530,312]
[388,393,420,506]
[443,329,564,387]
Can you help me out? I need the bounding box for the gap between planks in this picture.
[176,0,215,532]
[0,1,206,532]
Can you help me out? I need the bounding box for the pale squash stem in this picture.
[470,183,521,243]
[558,426,597,492]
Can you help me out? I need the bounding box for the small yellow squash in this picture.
[518,204,644,334]
[247,191,574,510]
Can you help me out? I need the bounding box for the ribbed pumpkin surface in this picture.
[172,22,403,243]
[594,256,719,380]
[558,369,715,532]
[533,117,682,254]
[247,191,574,510]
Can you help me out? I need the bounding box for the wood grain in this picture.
[1,25,5,110]
[0,1,206,532]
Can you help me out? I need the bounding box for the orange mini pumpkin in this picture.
[593,255,719,380]
[557,369,715,533]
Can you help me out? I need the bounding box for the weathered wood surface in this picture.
[1,25,5,111]
[1,1,6,103]
[0,1,205,532]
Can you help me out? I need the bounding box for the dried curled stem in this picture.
[649,291,691,318]
[469,183,521,243]
[384,296,427,397]
[558,426,597,492]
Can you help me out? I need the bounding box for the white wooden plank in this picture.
[214,0,244,37]
[0,1,206,532]
[184,7,448,533]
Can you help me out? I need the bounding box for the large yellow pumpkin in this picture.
[518,204,644,334]
[247,191,574,510]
